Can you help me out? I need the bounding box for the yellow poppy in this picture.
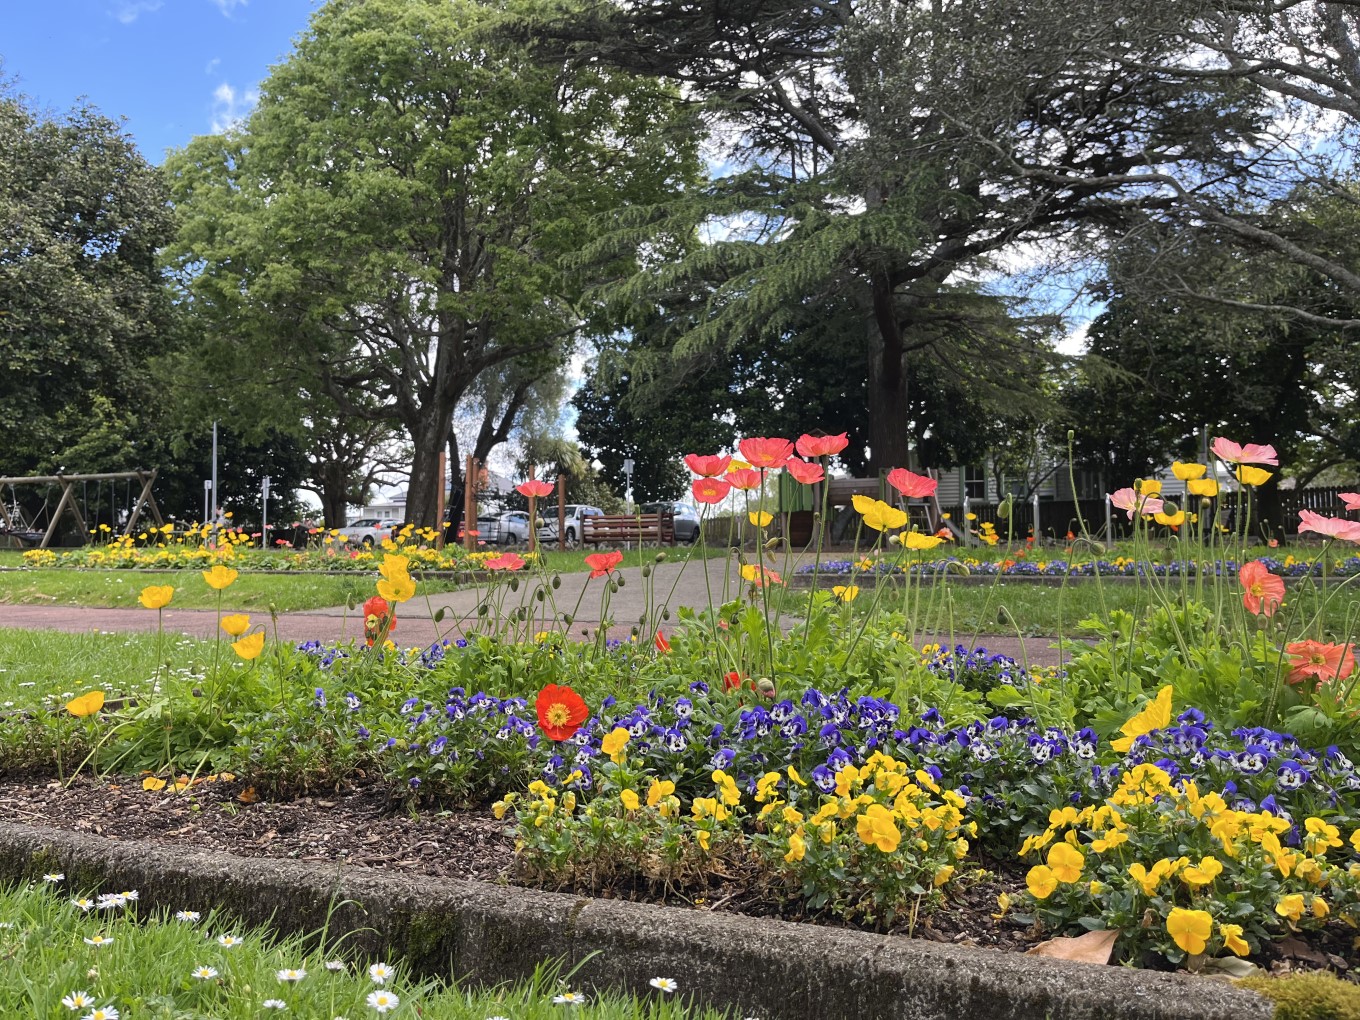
[138,585,174,610]
[1138,479,1162,496]
[748,511,773,527]
[202,565,239,590]
[851,494,907,532]
[1172,462,1207,480]
[378,554,410,582]
[376,574,416,603]
[1236,465,1272,486]
[903,531,944,550]
[66,690,105,718]
[220,614,251,638]
[1187,478,1219,498]
[1154,510,1186,527]
[231,631,266,660]
[832,585,859,603]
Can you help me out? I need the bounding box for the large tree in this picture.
[0,84,175,478]
[165,0,701,528]
[542,0,1266,470]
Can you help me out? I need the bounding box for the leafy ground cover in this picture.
[0,881,723,1019]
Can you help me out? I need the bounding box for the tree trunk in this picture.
[406,408,455,528]
[865,277,912,474]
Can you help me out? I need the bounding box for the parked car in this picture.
[336,518,396,546]
[492,510,532,544]
[536,504,605,546]
[639,501,701,543]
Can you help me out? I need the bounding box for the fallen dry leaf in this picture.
[1025,928,1119,964]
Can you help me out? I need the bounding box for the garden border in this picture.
[0,821,1271,1020]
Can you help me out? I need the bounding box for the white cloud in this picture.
[204,57,221,75]
[210,81,259,133]
[111,0,163,23]
[210,0,248,16]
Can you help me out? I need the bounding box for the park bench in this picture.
[581,512,677,547]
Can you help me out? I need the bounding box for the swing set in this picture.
[0,469,165,550]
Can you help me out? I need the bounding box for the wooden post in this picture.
[435,451,446,549]
[557,474,567,551]
[464,456,478,552]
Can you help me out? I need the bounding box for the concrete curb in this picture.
[0,821,1271,1020]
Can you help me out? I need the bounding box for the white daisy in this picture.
[368,963,393,984]
[277,968,307,983]
[216,934,243,948]
[552,991,587,1005]
[61,990,96,1009]
[263,1000,288,1010]
[83,935,114,948]
[71,898,95,912]
[324,960,346,972]
[175,910,201,922]
[192,966,219,980]
[117,891,138,901]
[649,977,678,993]
[365,990,400,1013]
[95,894,126,910]
[43,873,65,883]
[80,1008,119,1020]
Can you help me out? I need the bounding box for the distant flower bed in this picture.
[798,556,1360,578]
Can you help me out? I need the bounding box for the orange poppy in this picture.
[738,437,795,469]
[516,479,555,498]
[536,684,589,741]
[692,477,731,504]
[1285,640,1356,685]
[886,467,937,499]
[795,433,848,458]
[725,468,762,491]
[684,454,732,477]
[584,550,624,578]
[784,458,825,485]
[1239,560,1284,617]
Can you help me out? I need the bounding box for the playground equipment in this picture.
[0,470,164,549]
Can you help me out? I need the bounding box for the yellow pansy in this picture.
[785,830,806,863]
[1026,864,1057,899]
[601,727,630,764]
[1220,923,1250,957]
[1180,856,1223,888]
[1047,842,1085,883]
[1275,894,1305,922]
[1166,907,1212,955]
[1110,686,1173,752]
[856,804,901,853]
[647,779,675,807]
[620,789,640,811]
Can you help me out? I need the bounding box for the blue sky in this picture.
[3,0,318,163]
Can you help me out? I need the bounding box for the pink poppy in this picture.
[1109,487,1164,520]
[725,468,762,491]
[684,454,732,478]
[692,477,731,504]
[1285,640,1356,685]
[795,433,849,458]
[1298,510,1360,543]
[1210,437,1279,466]
[738,437,795,469]
[784,458,825,485]
[886,467,937,499]
[516,479,554,498]
[1340,492,1360,512]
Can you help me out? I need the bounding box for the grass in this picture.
[0,882,728,1019]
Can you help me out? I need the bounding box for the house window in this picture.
[964,465,987,501]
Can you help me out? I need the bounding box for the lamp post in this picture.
[622,457,635,510]
[261,475,271,550]
[203,479,212,530]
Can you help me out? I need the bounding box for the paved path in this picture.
[0,555,1079,668]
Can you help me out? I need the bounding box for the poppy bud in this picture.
[630,626,639,637]
[1161,500,1180,515]
[535,587,545,602]
[756,677,776,698]
[662,608,670,620]
[509,578,520,592]
[997,497,1012,520]
[562,613,574,625]
[1067,429,1075,442]
[655,551,667,562]
[608,581,619,593]
[615,575,626,587]
[642,565,652,578]
[765,537,781,551]
[477,603,489,616]
[551,575,561,589]
[888,534,901,546]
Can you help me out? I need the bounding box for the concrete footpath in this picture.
[0,554,1078,667]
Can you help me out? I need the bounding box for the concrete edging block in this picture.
[0,821,1272,1020]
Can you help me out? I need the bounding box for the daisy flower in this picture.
[263,1000,287,1010]
[80,1008,119,1020]
[83,934,114,948]
[61,990,96,1009]
[175,910,201,922]
[368,963,393,984]
[324,960,346,972]
[192,966,219,980]
[553,991,587,1005]
[43,873,64,883]
[649,977,678,993]
[277,968,307,982]
[365,990,400,1013]
[216,935,243,948]
[72,898,95,912]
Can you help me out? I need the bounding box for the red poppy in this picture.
[1285,640,1356,685]
[692,477,732,504]
[362,595,394,647]
[685,453,732,478]
[723,671,744,692]
[795,432,848,458]
[535,684,590,741]
[655,631,671,653]
[584,550,624,578]
[784,458,825,485]
[516,479,555,498]
[1239,560,1285,617]
[739,437,795,469]
[886,467,937,499]
[485,552,526,571]
[725,468,761,491]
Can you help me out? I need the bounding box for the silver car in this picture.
[336,518,396,546]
